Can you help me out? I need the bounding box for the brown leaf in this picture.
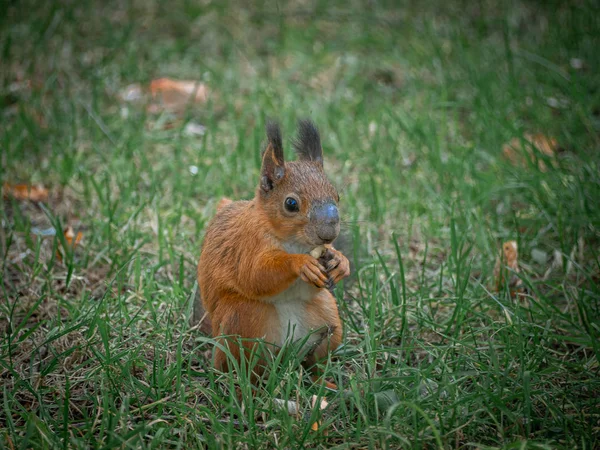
[494,240,522,293]
[65,226,83,247]
[529,133,558,157]
[310,395,329,432]
[148,78,209,113]
[3,183,49,202]
[56,226,83,262]
[502,133,559,172]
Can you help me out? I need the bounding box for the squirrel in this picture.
[197,119,350,381]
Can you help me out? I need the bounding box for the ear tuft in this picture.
[260,120,285,192]
[293,119,323,165]
[266,120,284,164]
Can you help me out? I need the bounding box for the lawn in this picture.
[1,0,599,448]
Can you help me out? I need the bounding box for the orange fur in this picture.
[216,197,233,211]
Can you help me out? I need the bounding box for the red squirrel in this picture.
[197,119,350,378]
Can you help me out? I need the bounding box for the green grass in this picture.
[2,0,600,448]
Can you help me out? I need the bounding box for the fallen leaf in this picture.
[502,133,559,172]
[272,398,300,416]
[3,183,49,202]
[183,122,206,136]
[529,134,558,157]
[120,83,144,102]
[148,78,209,113]
[494,240,523,293]
[31,227,57,236]
[65,227,83,246]
[310,395,329,432]
[56,226,83,262]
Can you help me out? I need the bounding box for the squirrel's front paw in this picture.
[320,248,350,284]
[297,255,329,288]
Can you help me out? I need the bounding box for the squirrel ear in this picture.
[293,119,323,166]
[260,121,285,192]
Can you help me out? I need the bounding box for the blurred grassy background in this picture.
[1,0,599,448]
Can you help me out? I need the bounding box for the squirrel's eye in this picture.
[284,197,299,212]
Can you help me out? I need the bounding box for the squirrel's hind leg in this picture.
[212,299,279,380]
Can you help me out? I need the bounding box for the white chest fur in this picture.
[268,279,319,347]
[266,239,323,347]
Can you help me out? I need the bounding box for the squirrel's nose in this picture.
[312,202,340,243]
[312,202,339,226]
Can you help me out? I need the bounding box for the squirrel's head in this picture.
[257,120,340,249]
